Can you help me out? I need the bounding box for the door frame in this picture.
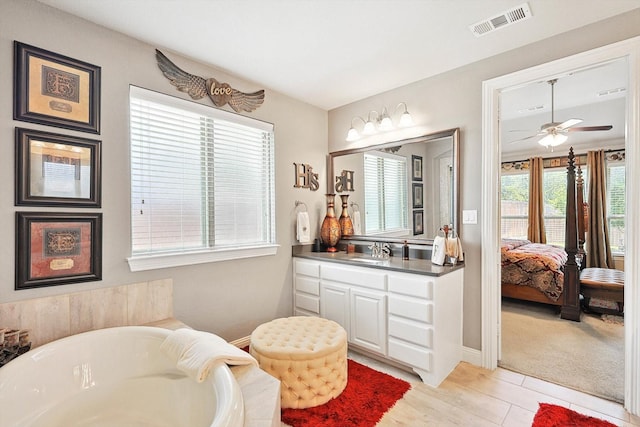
[481,36,640,413]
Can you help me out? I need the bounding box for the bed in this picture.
[501,148,582,321]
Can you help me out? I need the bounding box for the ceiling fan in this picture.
[509,79,613,148]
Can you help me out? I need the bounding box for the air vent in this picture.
[469,3,533,37]
[597,87,626,97]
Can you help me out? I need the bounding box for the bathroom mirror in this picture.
[329,128,459,244]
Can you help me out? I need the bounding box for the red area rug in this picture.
[532,403,617,427]
[281,359,411,427]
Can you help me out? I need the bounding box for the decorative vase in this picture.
[339,194,354,237]
[320,194,341,252]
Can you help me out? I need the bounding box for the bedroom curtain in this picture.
[527,157,546,243]
[586,150,614,268]
[527,157,547,243]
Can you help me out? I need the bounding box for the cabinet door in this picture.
[350,287,387,355]
[320,282,350,337]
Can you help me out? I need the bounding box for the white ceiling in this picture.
[37,0,640,111]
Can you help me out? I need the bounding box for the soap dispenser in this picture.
[402,240,409,260]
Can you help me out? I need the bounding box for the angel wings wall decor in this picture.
[155,49,265,113]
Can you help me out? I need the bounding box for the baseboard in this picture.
[462,346,482,367]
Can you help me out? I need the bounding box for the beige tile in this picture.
[493,367,526,386]
[523,375,629,421]
[571,404,628,427]
[0,295,71,347]
[502,404,536,427]
[69,285,128,335]
[447,362,569,412]
[127,279,173,325]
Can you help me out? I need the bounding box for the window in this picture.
[128,86,276,271]
[363,152,408,235]
[542,168,571,246]
[500,172,529,239]
[607,163,625,254]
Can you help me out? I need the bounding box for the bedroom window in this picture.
[500,172,529,239]
[127,86,276,271]
[607,163,625,254]
[363,152,408,235]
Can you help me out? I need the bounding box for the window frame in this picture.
[127,86,278,272]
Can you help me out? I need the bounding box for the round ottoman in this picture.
[249,316,348,409]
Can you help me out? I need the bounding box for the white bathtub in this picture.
[0,326,244,427]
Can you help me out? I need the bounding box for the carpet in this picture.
[500,299,624,402]
[532,403,617,427]
[281,359,411,427]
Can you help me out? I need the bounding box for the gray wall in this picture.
[328,9,640,350]
[0,0,328,341]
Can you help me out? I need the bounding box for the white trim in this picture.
[481,35,640,414]
[127,245,279,272]
[462,346,483,367]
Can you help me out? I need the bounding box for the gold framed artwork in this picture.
[15,128,102,207]
[16,212,102,290]
[14,41,101,134]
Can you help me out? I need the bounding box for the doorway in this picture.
[480,36,640,413]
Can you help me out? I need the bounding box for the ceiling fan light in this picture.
[549,133,568,146]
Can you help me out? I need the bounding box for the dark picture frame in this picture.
[16,212,102,290]
[412,155,423,181]
[14,41,101,134]
[15,128,101,207]
[412,183,423,209]
[413,210,424,235]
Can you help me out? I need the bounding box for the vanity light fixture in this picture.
[345,102,413,141]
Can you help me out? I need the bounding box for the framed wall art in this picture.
[15,128,101,207]
[413,210,424,235]
[412,155,423,181]
[412,183,423,209]
[14,41,101,134]
[15,212,102,290]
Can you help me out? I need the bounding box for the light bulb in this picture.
[346,127,359,141]
[399,111,413,127]
[363,120,376,134]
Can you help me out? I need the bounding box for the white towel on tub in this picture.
[296,211,310,243]
[160,328,258,383]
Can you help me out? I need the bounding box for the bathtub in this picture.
[0,326,244,427]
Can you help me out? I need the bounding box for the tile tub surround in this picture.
[0,279,173,348]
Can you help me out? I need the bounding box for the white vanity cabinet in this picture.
[293,256,463,387]
[320,263,387,355]
[387,268,463,387]
[293,258,320,316]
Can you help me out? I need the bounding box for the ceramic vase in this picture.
[338,194,354,237]
[320,194,341,252]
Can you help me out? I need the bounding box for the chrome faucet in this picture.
[369,242,381,258]
[380,243,391,259]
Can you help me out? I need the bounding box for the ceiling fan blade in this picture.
[556,118,583,130]
[508,134,541,144]
[567,125,613,132]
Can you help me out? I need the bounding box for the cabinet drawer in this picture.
[295,276,319,296]
[295,293,319,314]
[388,295,433,324]
[388,274,433,300]
[321,264,386,290]
[294,259,320,278]
[388,316,433,348]
[388,337,432,371]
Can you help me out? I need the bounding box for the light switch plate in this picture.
[462,209,478,224]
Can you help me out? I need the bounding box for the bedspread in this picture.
[501,239,568,301]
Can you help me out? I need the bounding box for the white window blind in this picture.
[500,172,529,239]
[128,86,275,270]
[363,152,408,234]
[606,162,625,254]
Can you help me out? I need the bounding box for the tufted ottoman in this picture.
[249,316,348,409]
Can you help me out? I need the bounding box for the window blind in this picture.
[363,152,408,234]
[129,86,275,258]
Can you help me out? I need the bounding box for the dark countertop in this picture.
[293,251,464,277]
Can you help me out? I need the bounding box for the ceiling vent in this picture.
[469,3,533,37]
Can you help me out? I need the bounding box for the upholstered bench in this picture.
[580,267,625,314]
[249,316,348,409]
